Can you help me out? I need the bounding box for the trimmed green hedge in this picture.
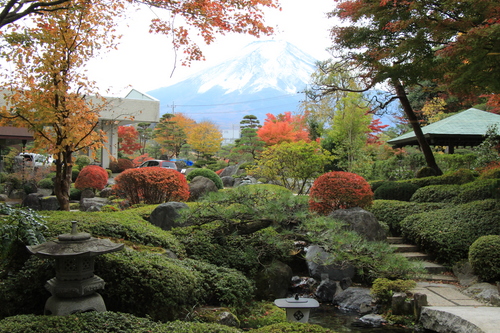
[454,179,500,204]
[41,209,185,257]
[0,312,241,333]
[374,181,420,201]
[410,184,462,203]
[403,169,477,187]
[469,235,500,282]
[400,199,500,264]
[368,200,448,235]
[187,168,224,189]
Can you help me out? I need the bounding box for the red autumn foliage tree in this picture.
[113,167,189,204]
[257,112,310,146]
[74,165,109,191]
[367,116,389,145]
[309,171,373,215]
[118,126,142,155]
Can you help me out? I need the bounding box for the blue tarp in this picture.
[170,158,194,166]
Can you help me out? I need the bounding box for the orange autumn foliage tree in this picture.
[0,0,124,210]
[257,112,310,146]
[187,120,222,158]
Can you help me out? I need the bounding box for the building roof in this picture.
[387,108,500,148]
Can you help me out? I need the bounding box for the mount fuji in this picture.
[147,40,318,130]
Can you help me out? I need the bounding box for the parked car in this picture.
[137,160,177,170]
[14,153,54,171]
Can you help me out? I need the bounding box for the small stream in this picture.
[309,305,416,333]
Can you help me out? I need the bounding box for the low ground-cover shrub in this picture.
[453,178,500,204]
[41,210,185,256]
[400,199,500,264]
[371,278,416,305]
[250,322,337,333]
[74,165,108,191]
[309,171,373,215]
[0,312,242,333]
[369,200,448,235]
[374,181,420,201]
[238,302,285,329]
[469,235,500,282]
[186,168,224,189]
[113,167,189,204]
[410,184,462,203]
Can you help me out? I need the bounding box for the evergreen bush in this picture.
[113,167,189,204]
[400,199,500,264]
[74,155,91,170]
[410,184,462,203]
[369,200,448,235]
[74,165,108,191]
[453,179,500,204]
[374,181,420,201]
[469,235,500,282]
[36,178,53,189]
[404,168,477,187]
[186,168,224,189]
[309,171,373,215]
[250,322,337,332]
[415,166,437,178]
[370,278,416,305]
[69,187,82,200]
[71,168,80,182]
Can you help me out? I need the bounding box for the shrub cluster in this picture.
[309,171,373,215]
[400,199,500,264]
[409,184,462,203]
[404,168,477,188]
[186,168,224,189]
[369,200,448,235]
[370,278,416,305]
[113,167,189,204]
[74,165,108,191]
[469,235,500,282]
[453,178,500,203]
[0,312,241,333]
[374,181,420,201]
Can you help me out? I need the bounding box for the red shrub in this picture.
[74,165,109,191]
[109,158,135,173]
[309,171,373,215]
[113,167,189,204]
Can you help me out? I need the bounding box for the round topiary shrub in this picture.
[469,235,500,282]
[309,171,373,215]
[374,181,420,201]
[113,167,189,204]
[75,155,91,170]
[109,158,135,173]
[37,178,54,189]
[416,166,437,178]
[186,168,224,189]
[74,165,109,191]
[69,187,82,200]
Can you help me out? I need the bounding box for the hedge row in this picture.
[368,200,448,235]
[0,312,241,333]
[410,179,500,204]
[0,251,254,321]
[400,199,500,264]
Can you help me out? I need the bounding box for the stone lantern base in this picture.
[44,292,106,316]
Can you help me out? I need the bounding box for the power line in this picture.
[171,92,301,108]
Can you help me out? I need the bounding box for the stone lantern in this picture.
[274,294,319,323]
[27,221,123,316]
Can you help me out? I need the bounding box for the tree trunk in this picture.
[53,149,73,211]
[392,79,443,176]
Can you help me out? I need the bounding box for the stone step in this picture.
[421,261,449,275]
[400,252,430,261]
[419,273,458,283]
[387,236,405,244]
[390,243,420,253]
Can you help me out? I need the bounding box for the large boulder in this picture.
[188,176,218,201]
[149,202,189,231]
[254,260,293,300]
[219,165,240,178]
[332,287,374,312]
[315,279,338,303]
[80,197,109,212]
[22,193,43,210]
[40,196,60,210]
[221,176,235,188]
[305,244,355,281]
[328,207,386,242]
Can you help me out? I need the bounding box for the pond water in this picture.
[309,305,416,333]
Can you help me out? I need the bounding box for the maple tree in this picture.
[187,120,222,158]
[257,112,310,146]
[0,0,124,210]
[118,125,142,155]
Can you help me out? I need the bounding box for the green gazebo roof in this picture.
[388,108,500,148]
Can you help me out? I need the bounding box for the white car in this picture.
[14,153,54,170]
[137,160,177,170]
